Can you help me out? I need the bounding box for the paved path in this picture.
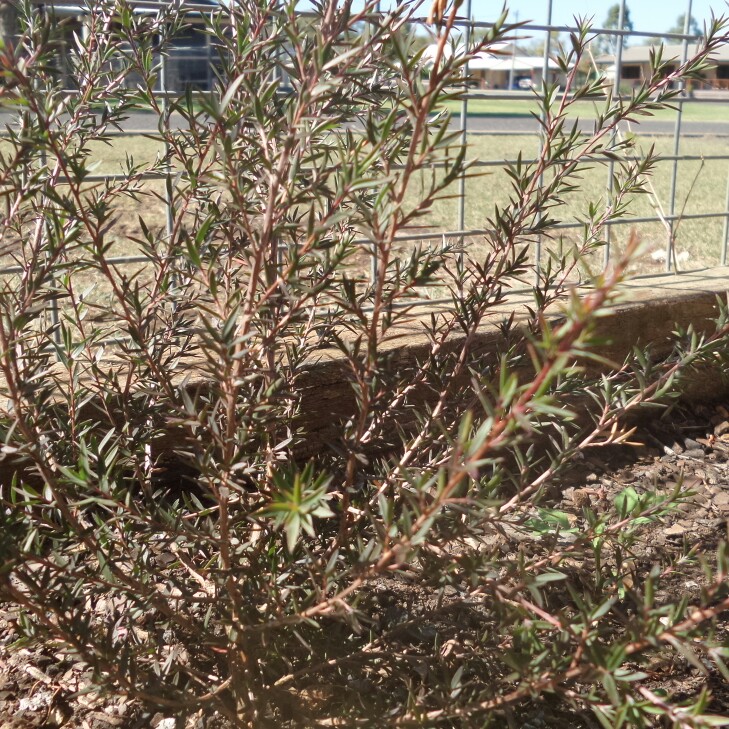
[1,110,727,137]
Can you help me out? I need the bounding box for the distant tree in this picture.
[668,13,703,37]
[643,14,703,47]
[519,29,564,58]
[596,3,633,56]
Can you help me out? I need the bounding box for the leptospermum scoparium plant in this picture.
[1,0,729,726]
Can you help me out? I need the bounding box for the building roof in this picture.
[597,43,729,65]
[38,0,220,14]
[423,44,564,71]
[470,54,562,71]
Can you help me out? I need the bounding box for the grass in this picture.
[60,130,729,271]
[442,97,729,123]
[2,124,727,307]
[407,130,729,276]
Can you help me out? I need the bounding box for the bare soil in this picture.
[1,402,729,728]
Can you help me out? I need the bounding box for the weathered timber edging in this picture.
[1,268,727,474]
[169,267,729,460]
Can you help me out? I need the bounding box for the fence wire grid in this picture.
[3,0,729,337]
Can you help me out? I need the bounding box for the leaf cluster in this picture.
[0,1,728,727]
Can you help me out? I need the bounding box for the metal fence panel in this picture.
[3,0,728,336]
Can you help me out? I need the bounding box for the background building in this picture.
[1,1,221,92]
[597,43,729,91]
[422,41,567,90]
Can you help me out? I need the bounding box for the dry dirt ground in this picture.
[1,403,729,728]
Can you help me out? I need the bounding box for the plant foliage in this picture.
[0,0,728,726]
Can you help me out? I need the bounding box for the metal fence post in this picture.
[368,0,382,289]
[534,0,553,281]
[722,169,729,266]
[666,0,694,272]
[457,0,473,283]
[31,2,62,348]
[603,0,627,270]
[160,39,175,274]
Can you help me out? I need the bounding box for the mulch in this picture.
[1,402,729,728]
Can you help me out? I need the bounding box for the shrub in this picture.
[1,0,729,726]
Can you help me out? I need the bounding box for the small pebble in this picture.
[714,420,729,437]
[664,523,686,537]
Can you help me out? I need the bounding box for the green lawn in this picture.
[2,128,727,296]
[407,131,729,277]
[442,97,729,123]
[52,130,729,276]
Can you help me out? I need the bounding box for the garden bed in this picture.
[1,401,728,728]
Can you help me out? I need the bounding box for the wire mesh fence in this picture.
[1,0,728,334]
[444,0,729,282]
